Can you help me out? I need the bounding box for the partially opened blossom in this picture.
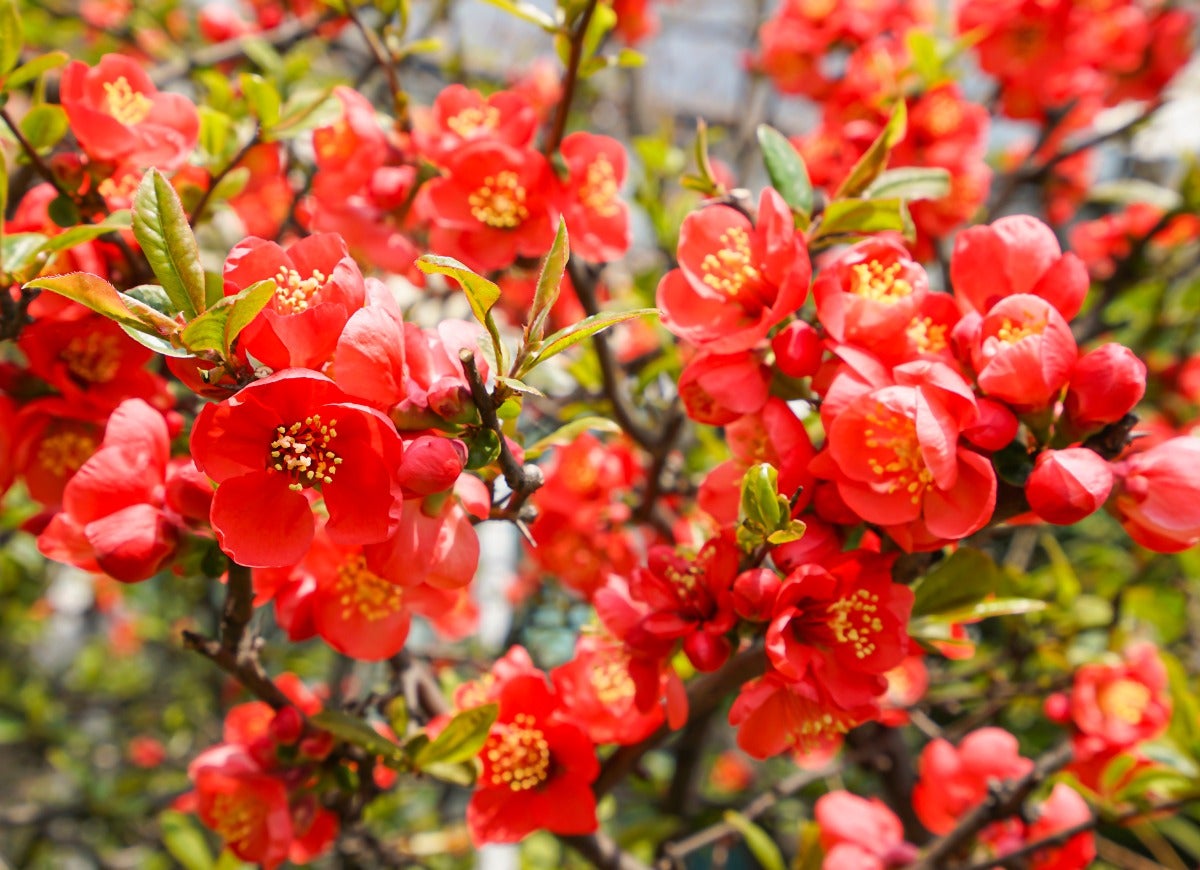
[1064,343,1147,432]
[190,370,406,568]
[816,791,916,870]
[558,132,631,263]
[1110,436,1200,552]
[658,187,811,353]
[61,54,199,170]
[1025,448,1114,526]
[1025,784,1096,870]
[677,347,771,426]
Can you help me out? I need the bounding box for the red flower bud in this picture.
[732,568,781,621]
[269,706,304,746]
[1065,343,1147,430]
[1025,448,1113,525]
[771,321,823,379]
[299,730,334,761]
[962,398,1019,452]
[398,436,467,496]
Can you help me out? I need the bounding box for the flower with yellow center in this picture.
[332,554,404,623]
[103,76,152,126]
[850,260,914,304]
[272,266,329,314]
[863,406,935,505]
[483,713,552,792]
[38,430,98,477]
[579,155,620,217]
[61,333,123,384]
[269,414,342,490]
[468,171,529,229]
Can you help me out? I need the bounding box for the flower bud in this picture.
[1025,448,1113,525]
[1064,343,1146,430]
[398,436,467,496]
[771,321,823,379]
[269,706,304,746]
[732,568,782,621]
[1111,436,1200,552]
[962,398,1019,452]
[299,729,334,761]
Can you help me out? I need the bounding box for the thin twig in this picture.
[544,0,601,157]
[343,1,409,127]
[190,129,262,225]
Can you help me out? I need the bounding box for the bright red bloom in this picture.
[728,667,879,762]
[38,399,203,582]
[60,54,199,170]
[223,233,367,372]
[950,215,1089,320]
[1064,343,1146,432]
[424,141,557,272]
[192,752,293,870]
[1110,436,1200,552]
[467,674,598,844]
[1025,784,1096,870]
[0,393,15,500]
[816,791,916,870]
[1025,448,1113,526]
[412,84,537,164]
[880,654,929,726]
[913,728,1034,835]
[813,237,929,356]
[766,551,913,708]
[11,400,104,508]
[227,143,292,239]
[1050,642,1171,761]
[678,347,771,426]
[190,370,406,568]
[558,132,631,263]
[551,632,665,745]
[963,294,1078,412]
[658,188,811,353]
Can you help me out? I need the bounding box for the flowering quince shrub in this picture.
[2,1,1200,869]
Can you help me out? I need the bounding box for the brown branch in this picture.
[343,1,409,127]
[0,106,73,201]
[561,831,654,870]
[911,741,1075,870]
[190,129,262,225]
[544,0,601,157]
[459,348,544,521]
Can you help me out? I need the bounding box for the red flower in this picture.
[424,141,557,272]
[12,399,104,509]
[60,54,199,169]
[816,791,916,870]
[1110,436,1200,552]
[1025,448,1113,526]
[551,632,665,745]
[1064,343,1146,432]
[412,84,537,164]
[37,399,199,582]
[1024,784,1096,870]
[190,370,406,568]
[658,188,811,353]
[467,674,599,844]
[558,132,631,263]
[950,215,1089,320]
[766,551,913,708]
[678,347,771,426]
[223,233,367,372]
[913,728,1034,835]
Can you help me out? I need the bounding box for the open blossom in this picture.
[658,187,811,353]
[190,370,406,568]
[468,673,598,844]
[1109,436,1200,552]
[223,233,367,372]
[60,54,199,169]
[913,728,1034,835]
[816,791,916,870]
[558,132,631,263]
[551,632,665,745]
[411,84,537,164]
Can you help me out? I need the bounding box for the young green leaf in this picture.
[523,415,622,461]
[3,51,69,91]
[480,0,559,31]
[834,100,907,199]
[35,211,132,256]
[19,105,69,153]
[309,710,407,765]
[25,272,177,335]
[132,168,207,319]
[864,166,951,201]
[0,0,22,77]
[723,810,786,870]
[416,254,507,368]
[911,547,1003,618]
[526,217,569,346]
[814,197,911,240]
[524,308,658,373]
[159,810,216,870]
[413,703,498,768]
[757,124,813,217]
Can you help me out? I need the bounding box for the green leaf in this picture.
[35,211,132,255]
[417,254,501,323]
[19,104,68,153]
[723,810,786,870]
[159,810,215,870]
[309,710,406,765]
[740,463,782,532]
[198,106,233,159]
[493,375,544,398]
[526,217,569,346]
[222,278,276,356]
[767,521,806,545]
[815,197,911,239]
[25,272,177,335]
[421,760,478,786]
[757,124,813,217]
[480,0,558,31]
[4,51,69,91]
[865,166,951,201]
[3,232,47,278]
[271,87,338,139]
[413,703,497,768]
[911,548,1003,618]
[581,1,617,63]
[905,29,944,86]
[0,0,21,77]
[239,73,281,129]
[525,308,658,371]
[1089,179,1182,211]
[132,169,206,319]
[835,101,907,199]
[523,416,622,461]
[922,597,1048,624]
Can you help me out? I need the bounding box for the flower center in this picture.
[798,0,836,18]
[826,589,884,660]
[273,267,328,314]
[700,226,765,304]
[269,414,341,490]
[907,315,948,354]
[483,713,551,792]
[864,406,934,503]
[38,430,98,476]
[468,171,529,229]
[580,154,620,217]
[1098,678,1151,725]
[923,93,964,139]
[590,655,637,705]
[996,316,1047,345]
[210,793,264,853]
[103,76,152,126]
[850,260,913,304]
[446,105,500,139]
[62,333,122,383]
[334,554,405,622]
